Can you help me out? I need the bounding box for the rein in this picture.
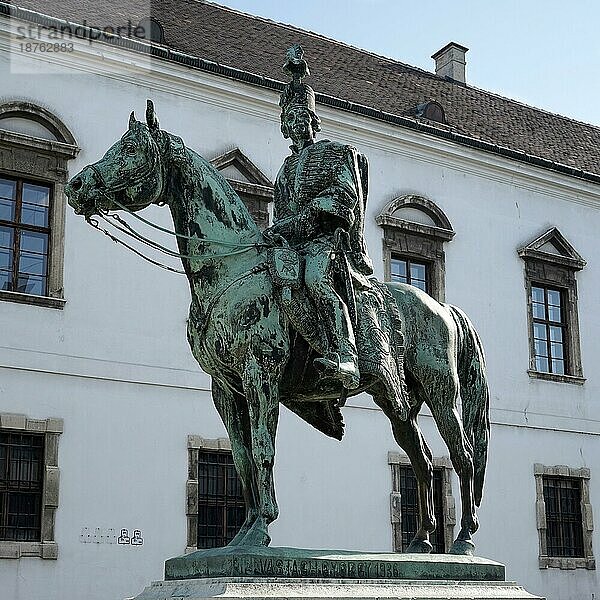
[87,133,270,271]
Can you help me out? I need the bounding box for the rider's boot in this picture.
[313,306,360,390]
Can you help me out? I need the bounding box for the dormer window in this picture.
[136,17,166,44]
[415,101,446,124]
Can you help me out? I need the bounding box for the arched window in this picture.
[0,102,78,307]
[376,194,454,301]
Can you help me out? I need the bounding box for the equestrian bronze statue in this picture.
[65,46,490,556]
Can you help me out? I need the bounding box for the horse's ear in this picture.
[129,111,136,128]
[146,99,159,133]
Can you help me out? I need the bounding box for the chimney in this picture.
[431,42,469,83]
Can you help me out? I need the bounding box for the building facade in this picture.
[1,3,599,600]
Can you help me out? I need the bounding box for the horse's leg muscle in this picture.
[211,381,259,546]
[425,373,478,555]
[374,387,435,553]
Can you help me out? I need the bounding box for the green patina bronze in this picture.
[65,45,490,563]
[164,545,504,582]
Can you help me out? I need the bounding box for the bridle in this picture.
[84,126,269,274]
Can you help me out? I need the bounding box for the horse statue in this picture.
[65,101,490,556]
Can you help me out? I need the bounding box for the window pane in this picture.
[548,305,562,323]
[0,179,16,201]
[0,248,12,270]
[552,359,565,375]
[536,356,549,372]
[535,339,548,357]
[0,226,13,249]
[0,197,15,222]
[532,287,544,303]
[20,204,49,228]
[413,279,427,292]
[20,231,48,255]
[546,289,561,307]
[22,183,50,207]
[410,263,426,282]
[532,302,545,319]
[391,259,407,276]
[17,274,45,295]
[533,323,547,340]
[0,269,11,291]
[550,343,564,360]
[549,326,563,343]
[19,252,47,276]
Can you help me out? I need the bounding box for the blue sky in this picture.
[218,0,600,127]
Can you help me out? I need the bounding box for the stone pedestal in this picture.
[128,547,544,600]
[130,577,543,600]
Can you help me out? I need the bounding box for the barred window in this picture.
[197,450,245,549]
[0,176,51,296]
[389,453,455,554]
[0,431,44,542]
[543,476,584,558]
[534,463,594,570]
[396,465,445,553]
[390,256,428,293]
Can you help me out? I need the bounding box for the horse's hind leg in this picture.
[374,389,436,553]
[426,374,478,555]
[211,381,259,546]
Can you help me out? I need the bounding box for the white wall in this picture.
[1,22,600,600]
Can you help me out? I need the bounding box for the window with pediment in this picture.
[376,195,454,301]
[518,228,586,384]
[0,102,78,308]
[211,148,273,229]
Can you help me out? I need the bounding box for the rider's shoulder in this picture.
[313,139,358,155]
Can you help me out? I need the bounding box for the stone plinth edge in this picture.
[128,577,544,600]
[165,546,504,581]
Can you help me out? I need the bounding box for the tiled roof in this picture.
[6,0,600,182]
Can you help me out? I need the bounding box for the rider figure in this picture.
[264,45,373,391]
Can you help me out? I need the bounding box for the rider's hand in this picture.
[263,227,287,247]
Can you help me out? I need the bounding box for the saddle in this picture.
[267,245,410,433]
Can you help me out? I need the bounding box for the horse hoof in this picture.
[405,539,433,553]
[449,539,475,556]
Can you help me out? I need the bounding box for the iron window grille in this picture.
[397,464,446,553]
[0,175,51,297]
[0,431,44,542]
[197,450,245,549]
[542,476,585,558]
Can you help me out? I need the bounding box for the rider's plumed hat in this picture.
[279,44,317,115]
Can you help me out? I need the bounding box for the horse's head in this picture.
[66,101,168,218]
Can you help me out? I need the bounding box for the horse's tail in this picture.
[448,304,490,507]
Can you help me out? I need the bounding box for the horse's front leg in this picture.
[239,351,283,547]
[211,381,259,546]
